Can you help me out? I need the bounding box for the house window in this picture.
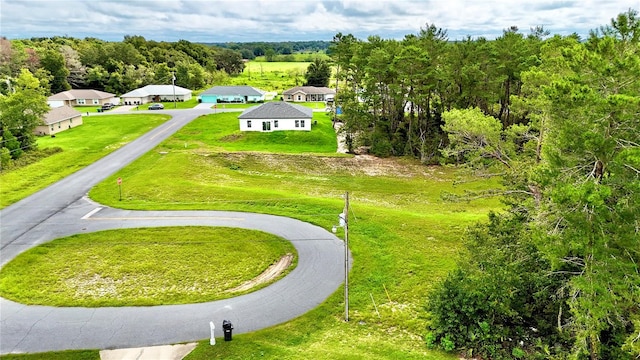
[92,99,99,105]
[247,120,252,128]
[274,120,278,128]
[301,120,305,128]
[295,120,300,128]
[77,99,86,105]
[297,95,301,101]
[58,123,61,128]
[70,118,73,124]
[50,125,54,131]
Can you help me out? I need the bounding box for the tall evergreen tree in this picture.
[304,57,331,87]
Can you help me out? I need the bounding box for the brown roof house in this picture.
[282,86,335,102]
[47,89,117,108]
[35,106,83,135]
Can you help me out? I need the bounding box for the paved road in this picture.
[0,109,347,354]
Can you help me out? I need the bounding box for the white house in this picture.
[238,102,313,132]
[47,89,117,108]
[119,85,192,105]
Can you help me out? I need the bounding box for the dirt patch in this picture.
[214,152,439,178]
[219,133,243,142]
[66,273,122,298]
[228,253,294,293]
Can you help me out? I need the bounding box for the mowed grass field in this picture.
[0,109,502,359]
[228,62,318,94]
[0,114,170,208]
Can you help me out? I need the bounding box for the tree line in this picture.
[329,8,639,359]
[0,35,247,97]
[0,35,248,168]
[209,40,330,60]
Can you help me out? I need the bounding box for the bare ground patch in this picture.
[228,253,294,293]
[215,152,441,178]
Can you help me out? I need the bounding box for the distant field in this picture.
[228,61,310,93]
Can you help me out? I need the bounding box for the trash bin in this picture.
[222,320,233,341]
[97,108,102,113]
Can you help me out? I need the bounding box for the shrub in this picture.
[426,212,571,359]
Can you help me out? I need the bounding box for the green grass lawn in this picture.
[133,97,199,110]
[73,106,102,114]
[157,111,337,156]
[0,106,502,359]
[202,101,329,111]
[0,114,170,208]
[84,112,500,358]
[0,227,295,307]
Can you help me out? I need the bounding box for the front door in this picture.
[262,121,271,131]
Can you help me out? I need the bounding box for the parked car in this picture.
[101,103,114,110]
[148,103,164,110]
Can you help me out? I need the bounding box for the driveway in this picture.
[0,108,348,354]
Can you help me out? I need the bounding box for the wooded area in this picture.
[0,36,245,96]
[0,8,638,359]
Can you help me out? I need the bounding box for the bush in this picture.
[0,147,13,170]
[370,132,393,157]
[426,212,571,359]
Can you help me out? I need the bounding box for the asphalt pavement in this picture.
[0,108,348,355]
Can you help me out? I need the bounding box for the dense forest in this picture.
[326,9,638,360]
[0,36,246,96]
[0,8,638,359]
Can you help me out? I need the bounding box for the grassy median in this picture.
[0,227,295,307]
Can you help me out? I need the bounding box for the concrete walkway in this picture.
[100,343,197,360]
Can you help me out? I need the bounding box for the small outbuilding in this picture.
[199,86,266,103]
[35,106,83,135]
[238,102,313,132]
[120,85,192,105]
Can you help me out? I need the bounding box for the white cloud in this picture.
[1,0,637,41]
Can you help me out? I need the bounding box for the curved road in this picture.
[0,109,347,354]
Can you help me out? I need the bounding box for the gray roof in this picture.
[120,85,191,98]
[48,89,115,101]
[43,106,82,125]
[238,102,313,120]
[282,86,335,95]
[201,86,265,97]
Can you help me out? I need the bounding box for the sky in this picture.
[1,0,638,43]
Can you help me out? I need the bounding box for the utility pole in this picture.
[172,72,177,109]
[343,191,349,322]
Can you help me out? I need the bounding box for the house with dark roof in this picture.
[35,106,83,135]
[119,85,192,105]
[282,86,335,102]
[199,85,266,103]
[238,102,313,132]
[47,89,117,108]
